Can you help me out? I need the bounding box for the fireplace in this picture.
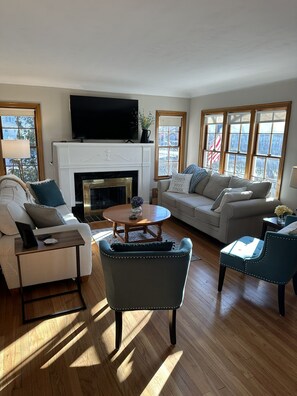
[74,170,138,218]
[53,142,153,211]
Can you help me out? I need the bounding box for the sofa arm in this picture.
[220,198,281,220]
[157,179,171,205]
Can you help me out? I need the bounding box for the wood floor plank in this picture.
[0,217,297,395]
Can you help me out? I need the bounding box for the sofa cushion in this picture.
[176,195,214,217]
[194,171,211,194]
[168,173,192,194]
[211,187,247,210]
[27,179,66,207]
[228,176,271,198]
[214,191,253,213]
[182,164,208,193]
[0,201,35,235]
[202,173,231,200]
[24,203,66,228]
[0,179,35,235]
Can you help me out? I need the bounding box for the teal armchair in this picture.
[218,218,297,316]
[99,238,192,349]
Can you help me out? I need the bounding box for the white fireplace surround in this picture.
[53,142,153,209]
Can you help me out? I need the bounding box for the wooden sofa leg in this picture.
[115,311,123,349]
[278,284,285,316]
[168,309,177,345]
[218,265,226,292]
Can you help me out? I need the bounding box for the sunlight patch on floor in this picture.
[70,345,101,367]
[41,324,88,368]
[117,349,135,383]
[140,350,183,395]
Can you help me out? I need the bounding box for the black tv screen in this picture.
[70,95,139,141]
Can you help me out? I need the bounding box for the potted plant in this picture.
[138,111,154,143]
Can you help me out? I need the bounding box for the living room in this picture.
[1,1,297,395]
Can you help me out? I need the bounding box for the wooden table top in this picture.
[15,229,85,256]
[103,204,171,226]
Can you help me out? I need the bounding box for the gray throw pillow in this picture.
[24,203,66,228]
[211,187,247,210]
[203,173,231,200]
[228,176,271,198]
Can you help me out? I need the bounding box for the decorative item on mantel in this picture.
[274,205,293,225]
[129,196,144,220]
[138,110,154,143]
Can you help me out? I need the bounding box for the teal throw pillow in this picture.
[111,241,174,252]
[28,179,65,207]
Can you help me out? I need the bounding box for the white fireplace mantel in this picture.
[53,142,153,208]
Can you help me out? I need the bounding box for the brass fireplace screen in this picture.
[83,177,133,216]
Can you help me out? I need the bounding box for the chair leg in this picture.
[218,265,226,292]
[115,311,123,349]
[293,272,297,295]
[168,309,177,345]
[278,284,285,316]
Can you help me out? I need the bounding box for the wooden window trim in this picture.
[154,110,187,180]
[198,101,292,198]
[0,101,45,180]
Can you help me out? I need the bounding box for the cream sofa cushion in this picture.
[0,179,35,235]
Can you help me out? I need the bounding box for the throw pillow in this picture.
[24,203,66,228]
[214,191,253,213]
[228,176,271,198]
[202,173,231,200]
[110,241,174,252]
[27,179,65,207]
[277,221,297,235]
[168,173,193,194]
[211,187,247,210]
[182,164,208,193]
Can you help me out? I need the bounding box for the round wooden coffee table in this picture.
[102,204,171,243]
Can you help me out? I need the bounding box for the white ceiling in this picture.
[1,0,297,98]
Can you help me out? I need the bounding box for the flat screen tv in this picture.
[70,95,139,141]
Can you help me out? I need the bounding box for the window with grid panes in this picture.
[199,102,291,198]
[0,103,44,182]
[155,111,186,180]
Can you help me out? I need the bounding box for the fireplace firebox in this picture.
[74,171,138,219]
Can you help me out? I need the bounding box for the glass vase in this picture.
[277,215,286,225]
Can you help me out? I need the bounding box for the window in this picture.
[199,102,291,198]
[155,111,187,179]
[0,102,44,182]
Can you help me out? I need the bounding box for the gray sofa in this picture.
[158,172,280,244]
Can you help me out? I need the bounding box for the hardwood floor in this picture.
[1,218,297,395]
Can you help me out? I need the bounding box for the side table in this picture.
[261,217,284,239]
[15,229,86,323]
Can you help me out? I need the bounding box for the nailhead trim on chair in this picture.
[101,251,189,260]
[110,304,181,311]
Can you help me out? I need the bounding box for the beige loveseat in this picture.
[158,171,280,244]
[0,175,92,290]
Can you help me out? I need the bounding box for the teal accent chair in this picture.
[99,238,192,349]
[218,215,297,316]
